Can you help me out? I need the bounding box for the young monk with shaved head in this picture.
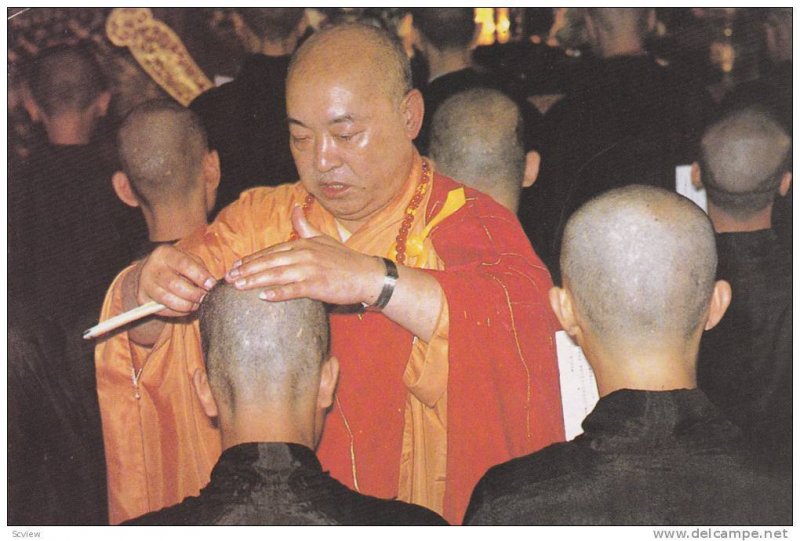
[429,88,540,213]
[96,22,563,524]
[693,108,792,472]
[112,99,220,244]
[125,287,445,525]
[465,185,790,525]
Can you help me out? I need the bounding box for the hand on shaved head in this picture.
[198,284,329,413]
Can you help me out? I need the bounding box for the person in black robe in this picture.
[190,8,307,216]
[125,287,447,526]
[521,8,713,276]
[9,44,146,328]
[693,108,792,474]
[8,314,108,525]
[465,185,790,526]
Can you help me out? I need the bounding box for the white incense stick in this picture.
[83,300,165,340]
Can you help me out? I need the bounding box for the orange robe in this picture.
[95,153,565,525]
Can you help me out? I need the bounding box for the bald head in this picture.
[700,108,791,218]
[430,89,525,211]
[288,22,411,105]
[561,186,717,349]
[117,100,208,209]
[199,285,329,412]
[26,44,108,117]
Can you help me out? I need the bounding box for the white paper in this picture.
[555,330,599,440]
[675,164,707,213]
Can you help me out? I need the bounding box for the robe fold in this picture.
[96,152,564,525]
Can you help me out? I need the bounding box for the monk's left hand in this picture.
[224,205,385,306]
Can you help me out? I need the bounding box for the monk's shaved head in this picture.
[561,185,717,348]
[700,108,791,218]
[412,8,476,51]
[430,89,525,209]
[199,285,329,412]
[117,99,208,209]
[287,22,412,105]
[26,44,108,117]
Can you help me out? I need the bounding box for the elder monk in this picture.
[95,22,564,525]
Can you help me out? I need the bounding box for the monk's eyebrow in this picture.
[287,117,307,128]
[329,114,356,125]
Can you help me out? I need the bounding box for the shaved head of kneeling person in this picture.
[125,286,446,525]
[465,185,790,526]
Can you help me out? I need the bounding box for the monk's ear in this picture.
[549,285,580,339]
[93,90,112,118]
[192,368,219,419]
[401,89,424,141]
[317,356,339,410]
[523,150,541,188]
[23,95,42,123]
[112,171,140,208]
[778,172,792,197]
[704,280,732,331]
[691,161,704,189]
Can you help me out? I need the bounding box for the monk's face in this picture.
[287,50,416,229]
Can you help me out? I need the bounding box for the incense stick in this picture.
[83,300,165,340]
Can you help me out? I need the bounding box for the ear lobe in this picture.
[192,368,219,419]
[317,356,340,410]
[523,150,541,188]
[690,162,704,189]
[778,172,792,197]
[548,286,579,337]
[402,89,425,140]
[112,171,140,208]
[704,280,732,331]
[204,150,222,190]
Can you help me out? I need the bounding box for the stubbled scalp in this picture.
[198,285,329,412]
[561,185,717,349]
[700,108,791,218]
[287,22,412,105]
[117,99,208,209]
[430,88,525,205]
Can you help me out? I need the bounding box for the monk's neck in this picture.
[143,205,208,243]
[427,48,472,82]
[582,336,698,397]
[220,407,315,452]
[707,202,772,233]
[43,113,97,145]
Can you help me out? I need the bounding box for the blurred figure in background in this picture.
[191,8,307,216]
[522,8,713,276]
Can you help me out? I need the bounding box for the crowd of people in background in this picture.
[7,8,791,527]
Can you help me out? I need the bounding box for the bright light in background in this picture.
[496,8,511,44]
[475,8,495,45]
[475,8,511,46]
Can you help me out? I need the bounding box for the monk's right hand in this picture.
[136,245,217,317]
